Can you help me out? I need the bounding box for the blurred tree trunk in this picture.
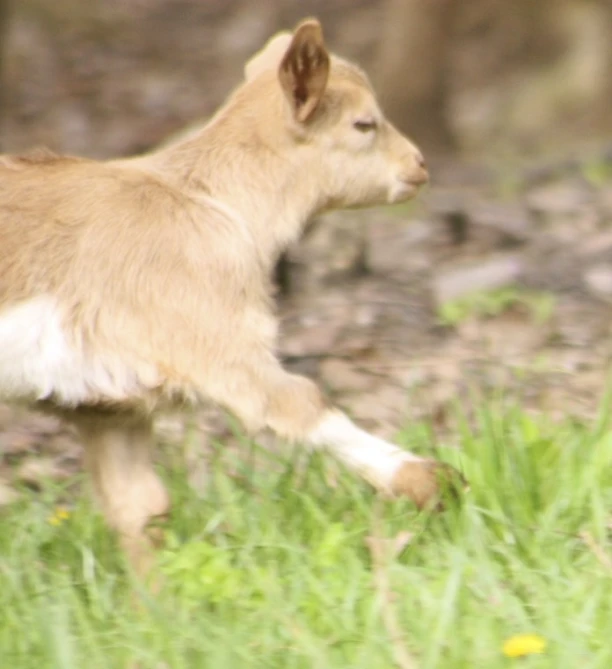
[603,0,612,133]
[375,0,458,156]
[0,0,8,150]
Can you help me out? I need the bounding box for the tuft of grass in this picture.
[438,285,555,328]
[1,399,612,668]
[582,156,612,188]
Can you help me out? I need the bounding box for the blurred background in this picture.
[1,0,612,159]
[1,0,612,495]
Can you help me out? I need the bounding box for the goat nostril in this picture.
[417,153,427,170]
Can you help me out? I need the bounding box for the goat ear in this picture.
[245,32,292,81]
[278,19,330,123]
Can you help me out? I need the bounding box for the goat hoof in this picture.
[389,459,467,510]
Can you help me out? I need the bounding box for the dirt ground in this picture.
[280,153,612,430]
[2,150,612,505]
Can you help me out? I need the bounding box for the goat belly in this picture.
[0,296,155,406]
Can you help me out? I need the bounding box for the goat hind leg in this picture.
[72,410,170,577]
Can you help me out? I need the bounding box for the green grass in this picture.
[1,400,612,669]
[437,286,555,328]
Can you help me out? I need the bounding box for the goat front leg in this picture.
[70,410,170,577]
[215,361,462,508]
[307,409,461,507]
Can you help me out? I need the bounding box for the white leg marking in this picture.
[307,410,421,491]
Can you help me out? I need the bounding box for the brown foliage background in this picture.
[1,0,610,159]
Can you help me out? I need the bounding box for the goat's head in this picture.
[244,18,428,210]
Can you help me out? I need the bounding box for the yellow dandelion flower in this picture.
[503,634,547,658]
[48,506,71,526]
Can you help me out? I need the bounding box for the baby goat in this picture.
[0,19,458,573]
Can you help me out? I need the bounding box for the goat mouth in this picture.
[402,172,429,188]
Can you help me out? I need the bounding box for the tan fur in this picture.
[0,19,455,575]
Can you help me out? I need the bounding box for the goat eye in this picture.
[353,119,377,133]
